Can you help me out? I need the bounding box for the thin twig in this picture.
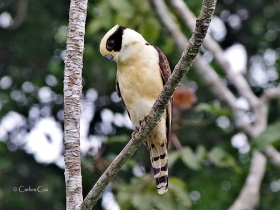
[170,133,183,151]
[80,0,217,209]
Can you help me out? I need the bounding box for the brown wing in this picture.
[116,80,131,120]
[153,46,171,83]
[153,46,173,148]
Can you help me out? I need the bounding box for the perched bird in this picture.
[100,25,172,194]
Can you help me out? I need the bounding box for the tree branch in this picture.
[154,0,271,209]
[64,0,88,209]
[171,0,277,142]
[7,0,28,30]
[265,146,280,170]
[0,0,16,11]
[169,0,260,109]
[80,0,217,209]
[153,0,232,104]
[152,0,188,48]
[260,84,280,103]
[153,0,253,131]
[228,150,266,210]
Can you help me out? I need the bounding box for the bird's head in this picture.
[100,25,147,62]
[100,25,126,62]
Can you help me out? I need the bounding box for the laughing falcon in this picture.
[100,25,172,194]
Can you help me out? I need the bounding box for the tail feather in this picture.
[156,175,168,194]
[149,141,168,194]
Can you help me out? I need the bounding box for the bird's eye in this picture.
[107,40,115,50]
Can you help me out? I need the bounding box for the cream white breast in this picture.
[116,30,163,127]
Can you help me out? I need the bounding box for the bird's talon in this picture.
[131,126,140,138]
[144,114,148,120]
[131,130,137,139]
[139,114,149,126]
[139,118,144,126]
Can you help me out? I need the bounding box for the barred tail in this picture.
[149,141,168,194]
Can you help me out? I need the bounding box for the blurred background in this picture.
[0,0,280,209]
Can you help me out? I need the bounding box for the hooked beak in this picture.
[105,51,114,61]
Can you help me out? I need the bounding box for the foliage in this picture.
[253,121,280,150]
[116,175,191,210]
[168,145,240,172]
[0,142,65,209]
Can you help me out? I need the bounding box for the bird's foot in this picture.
[131,125,140,139]
[139,114,149,126]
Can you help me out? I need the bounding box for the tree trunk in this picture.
[64,0,88,209]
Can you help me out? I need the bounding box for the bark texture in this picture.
[64,0,88,209]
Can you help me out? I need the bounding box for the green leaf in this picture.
[104,135,130,144]
[253,121,280,151]
[116,175,190,209]
[195,145,207,160]
[180,147,201,170]
[116,190,132,210]
[208,147,240,172]
[152,195,176,210]
[132,194,154,210]
[168,150,180,169]
[132,193,176,210]
[169,177,191,208]
[108,0,133,12]
[195,101,231,116]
